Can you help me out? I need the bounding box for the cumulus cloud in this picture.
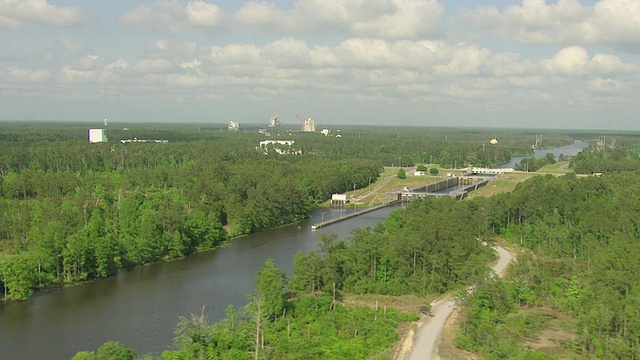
[588,77,625,94]
[130,58,174,75]
[542,46,590,75]
[120,1,187,32]
[460,0,640,47]
[4,36,638,124]
[142,39,639,92]
[186,0,224,27]
[0,0,81,28]
[58,38,84,53]
[542,46,639,76]
[119,0,442,38]
[234,2,283,28]
[180,59,202,70]
[120,0,226,31]
[0,67,51,83]
[59,59,129,84]
[73,55,105,71]
[235,0,444,39]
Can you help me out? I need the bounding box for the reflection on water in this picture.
[0,207,395,360]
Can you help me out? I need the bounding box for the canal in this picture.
[0,207,396,360]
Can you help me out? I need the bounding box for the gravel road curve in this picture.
[405,245,514,360]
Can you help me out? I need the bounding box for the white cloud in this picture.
[47,39,638,95]
[0,0,80,28]
[120,0,443,38]
[180,59,202,70]
[131,59,174,75]
[73,55,105,71]
[156,40,169,51]
[433,43,490,77]
[542,46,639,76]
[542,46,590,75]
[589,53,638,74]
[235,0,444,39]
[588,77,625,94]
[120,1,186,32]
[59,59,129,84]
[120,0,226,32]
[350,0,444,39]
[185,0,224,27]
[234,2,283,28]
[59,38,84,53]
[152,41,199,59]
[481,52,536,77]
[590,0,640,46]
[460,0,640,47]
[0,67,51,83]
[3,33,638,128]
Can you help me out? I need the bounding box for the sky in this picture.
[0,0,639,130]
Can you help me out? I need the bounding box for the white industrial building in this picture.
[88,129,108,143]
[258,140,299,154]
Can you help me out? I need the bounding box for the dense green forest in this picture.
[571,144,640,174]
[457,170,640,359]
[291,196,494,297]
[0,123,554,301]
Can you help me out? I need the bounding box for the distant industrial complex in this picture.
[88,113,332,145]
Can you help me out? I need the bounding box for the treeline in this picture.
[458,172,640,359]
[571,144,640,174]
[515,152,556,172]
[76,193,496,359]
[296,133,517,168]
[291,197,494,298]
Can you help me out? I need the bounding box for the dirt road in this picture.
[404,245,515,360]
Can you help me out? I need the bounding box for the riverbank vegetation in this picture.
[76,167,640,358]
[75,193,496,359]
[0,123,550,301]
